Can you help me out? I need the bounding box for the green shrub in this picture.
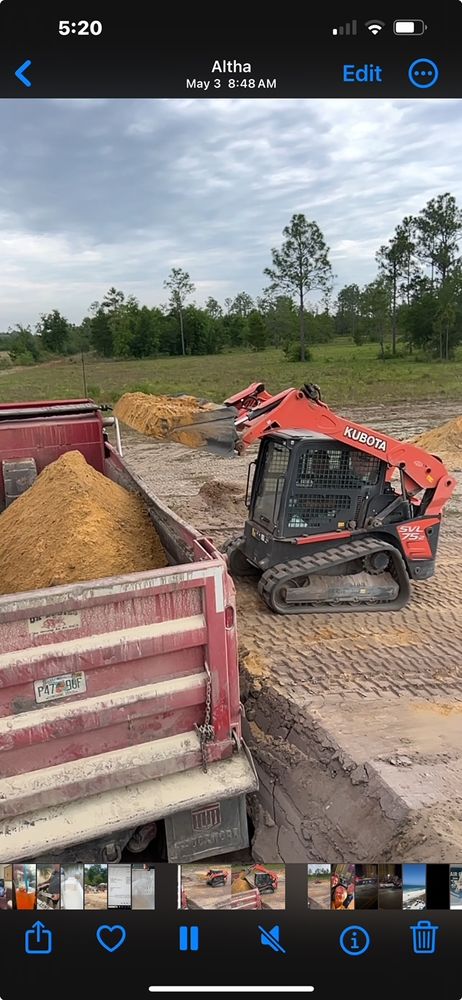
[284,341,313,362]
[14,351,36,366]
[377,348,408,361]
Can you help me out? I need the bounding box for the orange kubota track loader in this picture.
[246,863,279,893]
[217,382,456,615]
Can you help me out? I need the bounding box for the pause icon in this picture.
[179,925,200,952]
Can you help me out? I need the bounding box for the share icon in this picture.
[259,925,286,954]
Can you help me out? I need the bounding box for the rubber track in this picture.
[257,537,411,615]
[222,536,260,577]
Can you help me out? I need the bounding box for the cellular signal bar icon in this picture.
[333,20,357,35]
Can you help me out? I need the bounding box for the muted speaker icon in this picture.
[259,924,286,954]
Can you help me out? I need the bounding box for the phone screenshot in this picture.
[0,2,461,996]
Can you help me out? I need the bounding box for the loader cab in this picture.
[245,430,392,568]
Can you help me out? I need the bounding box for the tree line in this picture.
[2,191,461,365]
[0,278,324,364]
[337,193,462,360]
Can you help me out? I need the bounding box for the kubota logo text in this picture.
[344,427,387,452]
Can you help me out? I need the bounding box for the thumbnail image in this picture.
[84,864,108,909]
[331,864,355,910]
[60,864,84,910]
[0,864,13,910]
[378,865,403,909]
[402,864,426,910]
[12,864,37,910]
[354,865,378,910]
[307,864,331,909]
[231,864,286,909]
[108,864,132,910]
[179,864,231,910]
[450,865,462,908]
[131,865,155,910]
[37,864,61,910]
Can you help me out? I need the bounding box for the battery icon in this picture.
[393,19,427,34]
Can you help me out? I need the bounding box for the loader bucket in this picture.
[165,406,239,456]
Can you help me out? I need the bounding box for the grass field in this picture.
[1,341,462,408]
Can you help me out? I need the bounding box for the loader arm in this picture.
[224,382,273,413]
[233,384,456,518]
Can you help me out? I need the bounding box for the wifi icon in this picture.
[365,19,385,34]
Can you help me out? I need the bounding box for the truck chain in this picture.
[195,662,215,773]
[258,536,411,615]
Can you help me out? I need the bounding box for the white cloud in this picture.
[0,98,461,327]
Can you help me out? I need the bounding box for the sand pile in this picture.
[232,875,250,893]
[413,415,462,470]
[198,481,245,511]
[0,450,167,595]
[114,392,217,448]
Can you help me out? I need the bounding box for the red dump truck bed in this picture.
[0,400,257,862]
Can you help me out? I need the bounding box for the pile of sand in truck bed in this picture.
[114,392,217,448]
[232,875,251,893]
[413,415,462,470]
[0,450,167,595]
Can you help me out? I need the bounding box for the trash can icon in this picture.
[410,920,439,954]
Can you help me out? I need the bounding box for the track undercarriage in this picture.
[225,536,410,615]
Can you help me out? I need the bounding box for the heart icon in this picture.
[96,924,127,953]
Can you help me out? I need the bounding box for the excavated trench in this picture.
[121,400,462,862]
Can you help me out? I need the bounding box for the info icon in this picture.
[339,925,371,957]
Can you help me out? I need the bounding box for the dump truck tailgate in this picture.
[0,462,257,859]
[0,412,257,860]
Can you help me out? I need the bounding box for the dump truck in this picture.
[0,399,257,863]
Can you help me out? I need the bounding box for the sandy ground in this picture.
[84,889,108,909]
[403,889,426,909]
[120,399,462,862]
[231,864,286,909]
[180,864,231,909]
[308,877,331,909]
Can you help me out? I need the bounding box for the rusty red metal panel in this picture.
[0,576,205,648]
[222,569,240,731]
[0,411,106,505]
[0,565,238,793]
[0,647,205,719]
[0,616,208,699]
[203,575,232,743]
[0,406,246,825]
[0,398,91,412]
[0,706,213,777]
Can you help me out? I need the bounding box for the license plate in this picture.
[34,671,87,704]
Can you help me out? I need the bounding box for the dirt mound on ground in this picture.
[114,392,217,448]
[198,481,245,510]
[413,415,462,470]
[0,450,167,595]
[240,650,269,679]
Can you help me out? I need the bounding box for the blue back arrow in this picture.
[15,60,32,87]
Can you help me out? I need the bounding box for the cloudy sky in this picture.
[1,97,461,328]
